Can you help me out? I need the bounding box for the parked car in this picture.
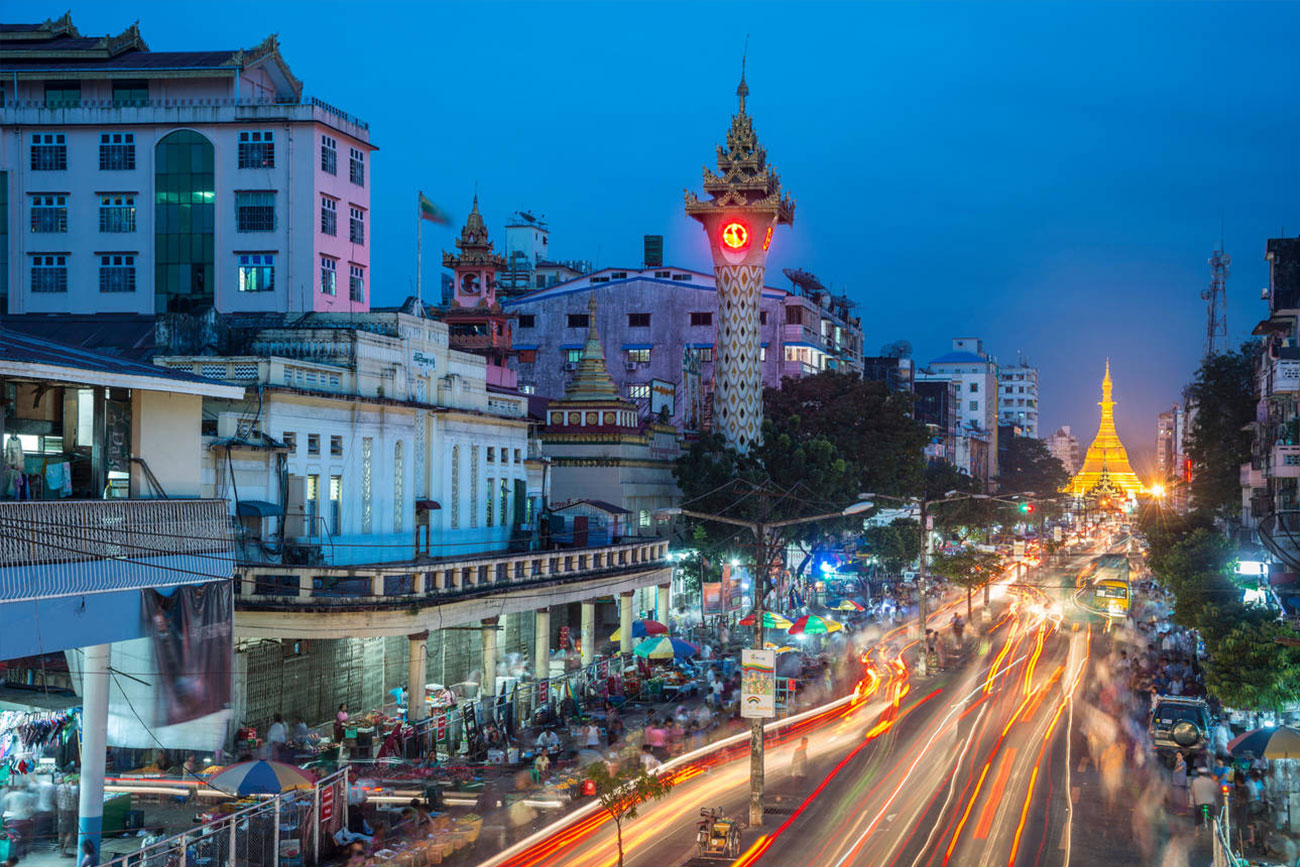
[1149,694,1215,755]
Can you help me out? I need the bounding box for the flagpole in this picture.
[416,192,423,314]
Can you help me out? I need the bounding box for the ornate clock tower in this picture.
[685,69,794,453]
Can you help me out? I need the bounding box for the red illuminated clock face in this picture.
[721,221,750,251]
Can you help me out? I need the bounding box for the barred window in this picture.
[321,134,337,175]
[349,264,365,302]
[30,254,68,293]
[30,134,66,171]
[321,257,337,296]
[98,194,136,233]
[349,147,365,185]
[98,132,135,170]
[237,253,275,292]
[237,131,275,169]
[98,254,136,293]
[348,207,365,244]
[29,195,67,233]
[629,383,651,400]
[320,196,337,236]
[235,191,276,232]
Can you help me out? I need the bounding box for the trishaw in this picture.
[696,807,742,858]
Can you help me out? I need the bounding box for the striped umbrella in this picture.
[1228,726,1300,758]
[788,614,844,636]
[738,611,794,629]
[832,599,865,612]
[610,619,669,641]
[632,636,699,659]
[209,760,317,796]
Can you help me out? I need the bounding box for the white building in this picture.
[1046,425,1081,476]
[0,14,374,316]
[916,337,999,482]
[997,359,1040,438]
[158,311,535,566]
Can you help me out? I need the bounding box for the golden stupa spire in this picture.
[1066,361,1145,498]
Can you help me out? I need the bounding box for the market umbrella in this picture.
[762,642,799,654]
[1228,726,1300,758]
[209,760,317,796]
[632,636,699,660]
[787,614,844,636]
[831,599,865,612]
[610,619,669,641]
[738,611,794,629]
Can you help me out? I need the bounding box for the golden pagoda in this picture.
[1066,361,1146,498]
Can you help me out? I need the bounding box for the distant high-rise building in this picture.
[1156,406,1180,482]
[997,357,1039,438]
[1046,425,1081,476]
[916,337,999,483]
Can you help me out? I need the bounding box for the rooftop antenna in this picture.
[1202,226,1230,358]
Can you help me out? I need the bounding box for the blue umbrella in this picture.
[632,636,699,659]
[208,760,316,796]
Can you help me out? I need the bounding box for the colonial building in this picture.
[0,13,374,316]
[540,299,681,535]
[439,197,517,389]
[503,265,864,430]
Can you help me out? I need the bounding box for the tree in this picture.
[764,371,929,499]
[862,518,921,574]
[585,760,675,867]
[930,548,1003,620]
[998,436,1070,497]
[1185,343,1257,522]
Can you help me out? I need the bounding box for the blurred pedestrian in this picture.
[56,774,78,856]
[792,737,809,781]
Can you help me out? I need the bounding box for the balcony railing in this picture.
[235,538,669,605]
[0,499,233,602]
[2,95,369,137]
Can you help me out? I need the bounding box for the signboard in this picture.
[726,566,744,612]
[412,350,437,369]
[559,626,571,650]
[651,379,676,417]
[1013,541,1026,559]
[741,649,776,719]
[538,679,549,703]
[436,713,447,741]
[702,582,724,615]
[1276,359,1300,394]
[1053,526,1063,542]
[319,782,335,826]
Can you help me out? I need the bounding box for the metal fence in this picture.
[1211,808,1247,867]
[102,767,348,867]
[0,499,233,601]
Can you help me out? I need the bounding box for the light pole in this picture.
[655,498,874,828]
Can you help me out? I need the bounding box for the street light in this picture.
[654,495,872,828]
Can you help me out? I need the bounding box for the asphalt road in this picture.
[484,546,1218,867]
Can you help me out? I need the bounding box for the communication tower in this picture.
[1202,245,1230,357]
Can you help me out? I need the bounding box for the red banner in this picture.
[559,626,571,650]
[319,783,335,826]
[436,714,446,741]
[538,680,549,703]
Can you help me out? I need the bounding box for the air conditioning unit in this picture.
[625,361,638,371]
[284,475,308,537]
[564,362,578,371]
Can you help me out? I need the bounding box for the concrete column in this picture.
[481,617,499,701]
[534,608,551,679]
[78,644,111,860]
[580,601,596,667]
[656,584,671,623]
[619,591,634,657]
[408,631,429,722]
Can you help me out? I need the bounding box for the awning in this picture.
[416,500,442,511]
[236,500,283,518]
[622,343,654,350]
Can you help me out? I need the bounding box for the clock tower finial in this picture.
[737,37,749,114]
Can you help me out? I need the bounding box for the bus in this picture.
[1076,554,1131,619]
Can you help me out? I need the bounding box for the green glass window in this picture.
[154,130,215,312]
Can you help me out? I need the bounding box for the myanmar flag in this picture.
[418,192,451,225]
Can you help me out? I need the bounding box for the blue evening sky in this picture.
[34,1,1300,471]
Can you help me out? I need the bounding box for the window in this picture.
[283,432,297,452]
[98,133,135,170]
[349,207,365,244]
[627,312,651,327]
[627,348,651,364]
[690,311,712,327]
[236,192,276,232]
[307,434,320,455]
[486,477,495,527]
[487,447,496,463]
[349,264,365,302]
[155,130,215,311]
[450,445,461,529]
[238,131,275,168]
[500,478,508,528]
[517,314,535,329]
[330,435,343,457]
[320,135,337,175]
[44,82,80,108]
[654,270,670,278]
[671,273,692,281]
[349,147,365,185]
[786,306,803,325]
[610,272,627,279]
[514,448,522,463]
[535,275,547,288]
[237,254,275,292]
[567,313,589,329]
[639,509,651,529]
[306,473,319,528]
[30,134,66,171]
[969,382,978,393]
[761,346,768,362]
[518,350,537,363]
[328,475,342,535]
[29,254,67,293]
[29,195,67,232]
[693,346,714,363]
[98,194,136,232]
[320,197,337,236]
[98,254,135,293]
[320,257,337,295]
[629,383,651,400]
[111,80,147,106]
[969,400,979,411]
[565,348,583,364]
[760,311,768,325]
